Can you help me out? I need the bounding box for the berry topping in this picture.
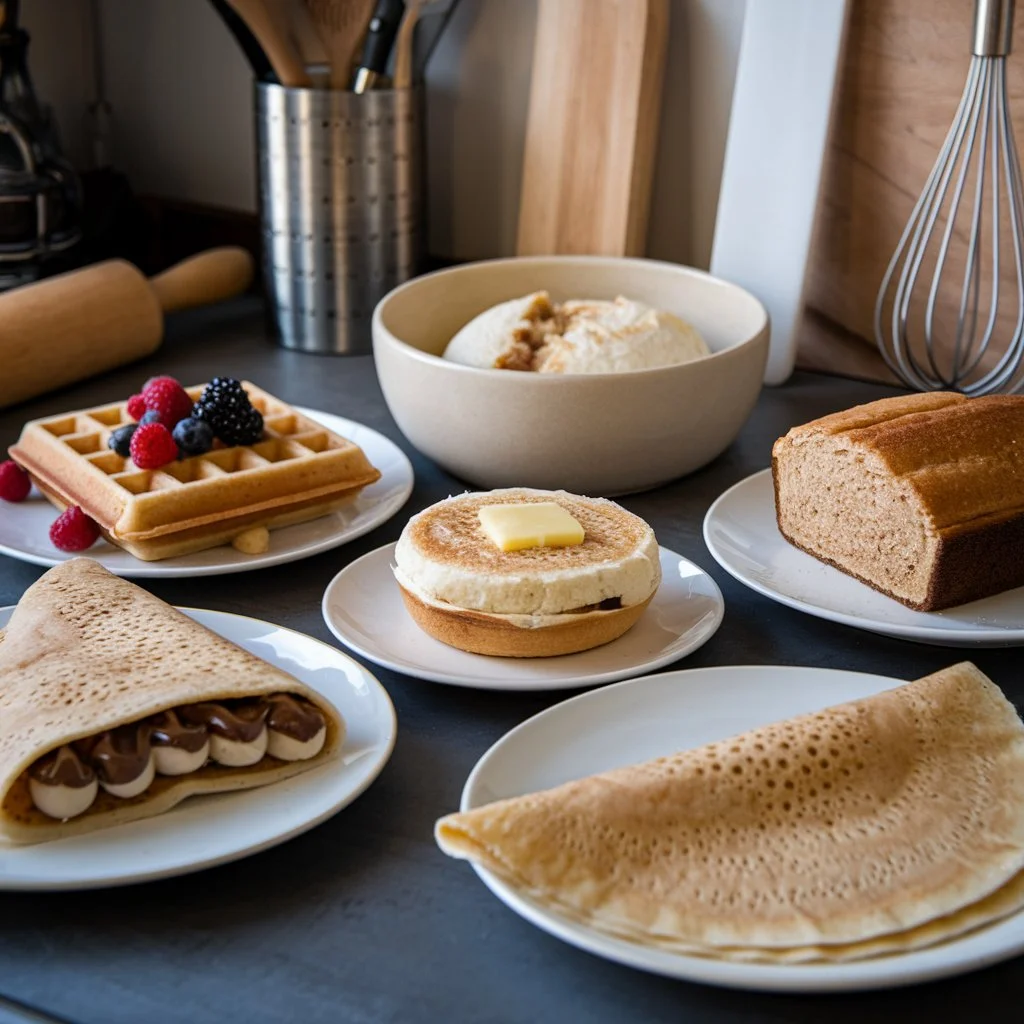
[141,377,193,427]
[107,423,139,458]
[139,410,162,425]
[49,506,100,552]
[126,394,147,420]
[0,460,30,502]
[129,422,179,469]
[172,417,215,457]
[193,377,264,446]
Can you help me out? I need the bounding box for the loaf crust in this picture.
[772,392,1024,611]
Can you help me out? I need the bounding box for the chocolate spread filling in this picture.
[179,701,269,742]
[266,694,326,743]
[27,693,322,800]
[149,709,208,753]
[28,745,95,788]
[81,725,153,786]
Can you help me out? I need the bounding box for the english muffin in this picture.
[393,488,661,657]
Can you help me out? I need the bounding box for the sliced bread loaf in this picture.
[771,392,1024,610]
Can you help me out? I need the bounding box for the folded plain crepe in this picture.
[436,663,1024,962]
[0,559,344,844]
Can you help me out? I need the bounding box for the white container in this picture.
[711,0,851,385]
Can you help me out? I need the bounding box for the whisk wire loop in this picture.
[874,0,1024,396]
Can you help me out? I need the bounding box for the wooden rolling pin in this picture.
[0,247,254,410]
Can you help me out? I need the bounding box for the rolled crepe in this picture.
[437,663,1024,961]
[0,559,344,844]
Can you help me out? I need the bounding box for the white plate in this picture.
[703,469,1024,647]
[322,543,723,690]
[0,409,413,578]
[0,606,396,890]
[458,665,1024,992]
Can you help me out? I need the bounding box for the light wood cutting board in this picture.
[801,0,1024,382]
[515,0,669,258]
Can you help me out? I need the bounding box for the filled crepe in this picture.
[436,663,1024,962]
[0,559,344,844]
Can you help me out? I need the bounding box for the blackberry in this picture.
[193,377,264,446]
[172,417,215,457]
[108,423,139,458]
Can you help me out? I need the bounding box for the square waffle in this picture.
[8,382,382,560]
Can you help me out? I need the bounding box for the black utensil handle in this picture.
[208,0,276,81]
[358,0,406,75]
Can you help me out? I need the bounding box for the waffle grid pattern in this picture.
[39,386,352,496]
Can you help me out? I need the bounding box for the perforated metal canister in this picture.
[256,84,423,353]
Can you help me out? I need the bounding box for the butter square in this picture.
[478,502,585,552]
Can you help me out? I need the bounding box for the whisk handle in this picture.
[974,0,1014,56]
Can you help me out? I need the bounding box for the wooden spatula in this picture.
[273,0,331,83]
[304,0,377,89]
[516,0,669,257]
[226,0,311,86]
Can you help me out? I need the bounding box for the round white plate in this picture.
[703,469,1024,647]
[0,409,413,578]
[322,543,723,690]
[0,606,396,890]
[458,665,1024,992]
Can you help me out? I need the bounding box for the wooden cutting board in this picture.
[515,0,669,257]
[800,0,1024,381]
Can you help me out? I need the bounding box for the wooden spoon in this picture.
[304,0,377,89]
[392,0,421,89]
[226,0,310,86]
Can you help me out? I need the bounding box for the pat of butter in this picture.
[478,502,585,552]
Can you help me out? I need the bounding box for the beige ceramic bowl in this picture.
[372,256,769,494]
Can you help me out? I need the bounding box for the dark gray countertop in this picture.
[0,300,1019,1024]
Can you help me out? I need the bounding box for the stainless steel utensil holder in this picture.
[256,83,423,354]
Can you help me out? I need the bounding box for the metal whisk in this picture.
[874,0,1024,395]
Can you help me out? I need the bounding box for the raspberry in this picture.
[126,394,147,420]
[129,422,179,469]
[0,460,30,502]
[49,506,100,552]
[142,377,193,427]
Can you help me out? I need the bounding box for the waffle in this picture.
[8,383,381,560]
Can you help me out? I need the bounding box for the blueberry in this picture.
[108,423,139,458]
[172,417,215,457]
[140,410,162,425]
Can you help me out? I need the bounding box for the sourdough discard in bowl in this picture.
[372,256,769,495]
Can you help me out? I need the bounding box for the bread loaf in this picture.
[771,392,1024,611]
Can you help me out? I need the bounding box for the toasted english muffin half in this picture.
[393,488,661,657]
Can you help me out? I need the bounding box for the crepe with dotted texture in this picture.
[436,663,1024,959]
[0,558,344,844]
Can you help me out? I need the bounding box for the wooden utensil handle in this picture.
[226,0,311,86]
[148,247,255,315]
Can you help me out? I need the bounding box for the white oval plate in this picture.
[703,469,1024,647]
[458,665,1024,992]
[0,409,413,578]
[0,606,396,890]
[322,543,723,691]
